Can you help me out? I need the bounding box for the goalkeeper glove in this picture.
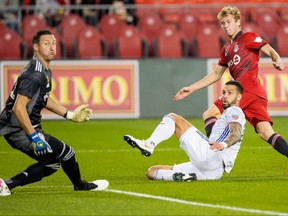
[28,132,53,156]
[65,104,93,122]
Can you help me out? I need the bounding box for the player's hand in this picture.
[66,104,93,122]
[273,61,284,71]
[174,86,193,101]
[209,141,227,152]
[28,132,53,156]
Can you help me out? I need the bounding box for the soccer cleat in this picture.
[74,180,109,191]
[124,135,154,157]
[172,172,197,182]
[0,178,11,196]
[90,180,109,191]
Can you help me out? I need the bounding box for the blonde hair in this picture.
[217,5,241,21]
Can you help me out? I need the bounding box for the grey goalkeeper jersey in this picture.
[209,106,246,173]
[0,55,52,135]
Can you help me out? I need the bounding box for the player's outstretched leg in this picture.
[4,163,58,192]
[124,114,177,157]
[124,135,154,157]
[267,133,288,157]
[172,173,197,182]
[74,179,109,191]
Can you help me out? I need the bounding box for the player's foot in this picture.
[0,178,11,196]
[172,172,197,182]
[74,180,109,191]
[124,135,154,157]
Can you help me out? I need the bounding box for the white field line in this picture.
[0,146,273,154]
[15,185,288,216]
[106,189,288,216]
[0,145,284,214]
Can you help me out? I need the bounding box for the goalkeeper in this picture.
[0,30,108,196]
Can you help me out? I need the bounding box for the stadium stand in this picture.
[177,11,200,56]
[58,14,86,58]
[242,22,269,42]
[0,21,8,33]
[153,24,188,58]
[98,14,127,56]
[177,10,199,40]
[113,25,148,58]
[21,15,49,58]
[49,27,66,59]
[250,7,282,44]
[274,23,288,57]
[1,2,288,59]
[74,25,107,59]
[137,12,164,56]
[278,7,288,23]
[194,23,222,58]
[0,28,27,60]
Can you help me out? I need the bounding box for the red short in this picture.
[214,91,273,128]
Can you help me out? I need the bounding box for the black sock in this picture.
[204,117,217,137]
[267,133,288,157]
[61,155,83,187]
[6,163,57,190]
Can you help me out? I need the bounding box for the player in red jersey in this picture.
[174,5,288,157]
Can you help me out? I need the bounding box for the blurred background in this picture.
[1,0,288,119]
[0,0,287,60]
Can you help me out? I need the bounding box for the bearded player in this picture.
[174,5,288,158]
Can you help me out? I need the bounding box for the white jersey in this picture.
[209,106,246,173]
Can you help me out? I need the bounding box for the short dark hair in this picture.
[225,80,243,93]
[32,30,53,44]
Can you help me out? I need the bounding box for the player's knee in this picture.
[169,113,184,122]
[203,106,221,120]
[146,166,156,180]
[60,143,75,161]
[45,162,60,171]
[202,110,208,120]
[202,109,214,120]
[168,112,177,118]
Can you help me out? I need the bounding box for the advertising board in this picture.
[0,60,139,119]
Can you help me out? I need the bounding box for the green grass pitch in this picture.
[0,117,287,215]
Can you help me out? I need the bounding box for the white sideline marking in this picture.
[106,189,288,216]
[6,185,288,215]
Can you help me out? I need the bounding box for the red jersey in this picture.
[218,31,268,100]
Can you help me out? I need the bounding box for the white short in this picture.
[172,127,224,180]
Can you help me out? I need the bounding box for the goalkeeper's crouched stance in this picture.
[0,105,109,196]
[0,30,108,196]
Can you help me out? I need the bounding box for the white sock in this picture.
[146,114,175,147]
[154,169,174,181]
